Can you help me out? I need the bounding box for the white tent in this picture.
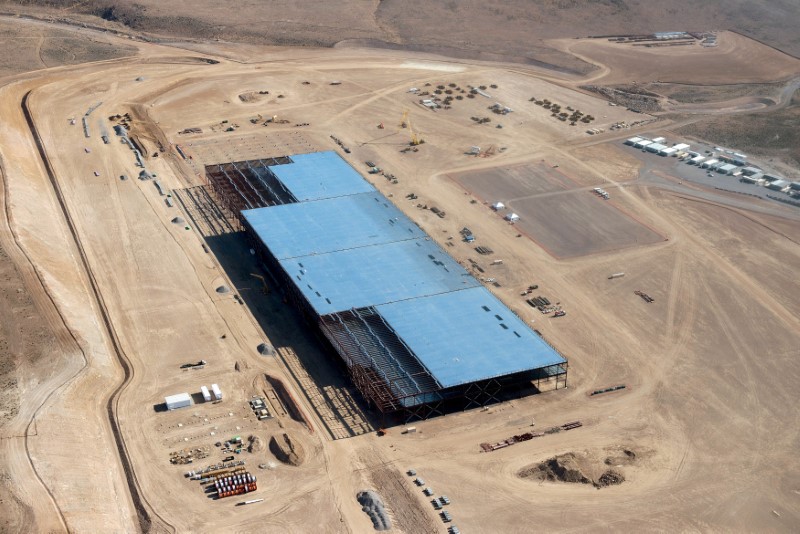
[491,202,505,211]
[505,213,520,222]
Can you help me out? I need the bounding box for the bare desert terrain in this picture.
[0,11,798,534]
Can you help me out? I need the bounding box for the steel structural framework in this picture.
[205,159,569,420]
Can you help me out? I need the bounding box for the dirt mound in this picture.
[597,470,625,487]
[238,92,262,103]
[520,453,592,485]
[247,435,265,453]
[519,452,628,489]
[605,449,636,466]
[269,433,305,466]
[356,490,392,531]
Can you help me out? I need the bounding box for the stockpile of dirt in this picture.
[269,433,305,466]
[605,449,636,466]
[356,490,392,531]
[519,452,628,489]
[597,470,625,487]
[238,92,261,103]
[581,85,663,112]
[247,435,265,453]
[519,453,592,485]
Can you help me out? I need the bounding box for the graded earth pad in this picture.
[564,31,800,85]
[510,191,666,258]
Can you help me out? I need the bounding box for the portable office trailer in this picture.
[211,383,223,400]
[700,159,718,168]
[201,386,212,402]
[165,392,193,410]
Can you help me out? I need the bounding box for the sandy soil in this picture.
[0,15,798,534]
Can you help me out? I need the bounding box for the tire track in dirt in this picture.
[21,90,174,534]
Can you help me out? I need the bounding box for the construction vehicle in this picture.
[250,273,270,294]
[249,114,263,124]
[553,310,566,317]
[368,167,383,174]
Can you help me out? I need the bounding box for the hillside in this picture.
[3,0,799,71]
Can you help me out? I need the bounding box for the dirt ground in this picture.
[560,31,800,85]
[0,13,798,534]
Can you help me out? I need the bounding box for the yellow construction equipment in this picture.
[250,273,270,294]
[408,119,423,146]
[400,110,409,128]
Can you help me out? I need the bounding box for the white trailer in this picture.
[165,392,193,411]
[211,383,223,400]
[201,386,212,402]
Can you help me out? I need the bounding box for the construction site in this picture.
[0,12,799,534]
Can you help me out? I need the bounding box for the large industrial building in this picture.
[206,151,568,419]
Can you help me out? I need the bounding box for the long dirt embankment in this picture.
[21,90,173,534]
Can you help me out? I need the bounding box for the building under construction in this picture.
[206,151,567,419]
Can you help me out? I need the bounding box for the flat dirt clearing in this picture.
[511,191,665,258]
[563,31,800,85]
[452,162,579,200]
[451,162,664,258]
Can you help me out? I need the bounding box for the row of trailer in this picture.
[201,383,223,402]
[165,383,223,410]
[625,136,690,156]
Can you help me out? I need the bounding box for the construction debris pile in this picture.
[480,421,582,452]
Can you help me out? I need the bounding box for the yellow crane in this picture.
[400,110,409,128]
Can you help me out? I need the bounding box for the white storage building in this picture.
[659,147,678,156]
[700,159,718,168]
[646,143,668,153]
[651,136,666,143]
[491,202,505,211]
[767,180,788,191]
[165,392,193,411]
[504,213,520,222]
[718,163,738,175]
[741,166,761,176]
[673,143,691,151]
[211,383,223,400]
[689,155,706,165]
[625,137,644,145]
[201,385,212,402]
[634,139,653,149]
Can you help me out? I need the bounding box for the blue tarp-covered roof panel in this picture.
[279,239,480,315]
[376,287,566,388]
[241,193,426,260]
[268,151,375,201]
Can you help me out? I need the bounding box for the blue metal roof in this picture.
[241,193,425,260]
[269,151,375,201]
[279,239,480,316]
[376,287,566,388]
